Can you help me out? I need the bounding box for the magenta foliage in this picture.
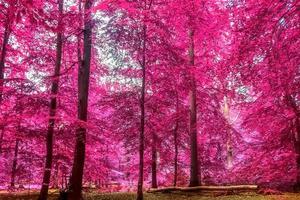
[0,0,299,192]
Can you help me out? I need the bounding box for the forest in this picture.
[0,0,300,200]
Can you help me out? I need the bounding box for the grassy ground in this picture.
[0,192,300,200]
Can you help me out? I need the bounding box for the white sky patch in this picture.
[253,53,265,64]
[214,53,222,63]
[93,10,141,90]
[25,69,47,92]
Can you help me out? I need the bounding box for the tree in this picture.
[0,0,14,103]
[0,0,299,194]
[38,0,64,199]
[66,0,94,199]
[187,23,199,187]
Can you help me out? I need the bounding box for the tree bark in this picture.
[0,127,4,154]
[137,23,146,200]
[188,28,200,187]
[0,6,13,157]
[173,94,179,187]
[151,133,157,189]
[38,1,63,199]
[66,0,93,199]
[10,139,19,188]
[77,0,83,93]
[53,162,59,188]
[294,117,300,188]
[0,12,11,103]
[149,185,258,193]
[286,94,300,188]
[223,96,233,169]
[0,6,12,158]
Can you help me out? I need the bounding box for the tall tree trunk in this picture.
[0,7,12,158]
[0,14,11,103]
[173,94,179,187]
[294,117,300,188]
[151,133,157,189]
[188,28,200,187]
[0,6,13,160]
[0,4,14,163]
[10,139,19,188]
[66,0,93,199]
[38,1,63,199]
[77,0,83,88]
[137,23,146,200]
[223,96,233,169]
[286,94,300,189]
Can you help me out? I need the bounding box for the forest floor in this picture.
[0,192,300,200]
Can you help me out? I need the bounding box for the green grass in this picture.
[0,192,300,200]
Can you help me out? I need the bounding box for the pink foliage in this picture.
[0,0,299,193]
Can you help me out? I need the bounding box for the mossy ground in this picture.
[0,192,299,200]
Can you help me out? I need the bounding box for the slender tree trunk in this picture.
[173,94,179,187]
[77,0,83,89]
[137,23,146,200]
[61,173,65,189]
[66,0,93,199]
[188,28,200,187]
[0,7,12,158]
[151,133,157,189]
[0,127,4,154]
[0,15,11,103]
[53,162,59,188]
[10,139,19,188]
[223,96,233,169]
[286,94,300,189]
[294,117,300,188]
[38,2,63,199]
